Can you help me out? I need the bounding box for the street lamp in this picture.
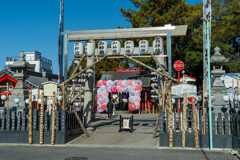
[172,98,176,104]
[38,99,41,104]
[1,95,7,108]
[223,95,230,102]
[182,70,185,83]
[15,97,20,107]
[57,96,63,101]
[49,99,53,105]
[223,95,230,113]
[1,95,7,101]
[25,99,29,105]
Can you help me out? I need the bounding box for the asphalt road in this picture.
[0,145,236,160]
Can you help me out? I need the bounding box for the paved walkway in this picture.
[68,114,159,148]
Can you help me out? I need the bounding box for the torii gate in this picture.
[60,24,188,131]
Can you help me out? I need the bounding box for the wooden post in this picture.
[232,79,236,113]
[192,99,199,149]
[73,109,89,137]
[62,83,65,110]
[6,83,9,109]
[37,86,39,110]
[29,90,33,144]
[202,80,205,135]
[182,93,187,148]
[168,82,173,148]
[153,104,155,114]
[51,92,56,145]
[40,92,44,144]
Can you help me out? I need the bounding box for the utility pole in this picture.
[58,0,64,82]
[203,0,212,150]
[207,20,213,150]
[203,0,211,97]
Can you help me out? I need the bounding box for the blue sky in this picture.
[0,0,201,74]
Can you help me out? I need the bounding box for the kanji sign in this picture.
[171,84,197,98]
[173,60,184,71]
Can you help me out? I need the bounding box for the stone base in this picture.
[211,86,235,114]
[7,89,29,111]
[86,127,95,133]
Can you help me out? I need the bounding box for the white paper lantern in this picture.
[73,60,79,67]
[75,87,80,91]
[151,72,157,75]
[223,95,229,102]
[25,99,29,104]
[111,40,121,55]
[172,98,175,104]
[124,40,134,55]
[73,102,80,107]
[152,37,163,54]
[98,41,108,55]
[74,42,83,57]
[238,95,240,102]
[85,42,95,56]
[38,99,42,104]
[1,95,7,101]
[234,94,238,101]
[14,97,20,104]
[57,96,63,101]
[49,99,53,105]
[139,40,149,54]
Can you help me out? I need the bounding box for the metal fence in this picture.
[0,109,82,144]
[159,110,240,149]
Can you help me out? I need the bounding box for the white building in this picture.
[6,51,52,73]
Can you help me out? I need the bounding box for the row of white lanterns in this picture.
[74,38,163,57]
[223,94,240,102]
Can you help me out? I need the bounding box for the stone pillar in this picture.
[83,40,95,128]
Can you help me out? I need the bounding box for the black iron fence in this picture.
[159,110,240,149]
[0,109,82,144]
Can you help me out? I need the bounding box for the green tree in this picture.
[121,0,240,85]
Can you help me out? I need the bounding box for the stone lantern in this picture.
[210,46,230,87]
[8,52,34,110]
[210,46,230,113]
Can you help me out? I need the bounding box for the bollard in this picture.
[40,92,44,144]
[51,92,56,145]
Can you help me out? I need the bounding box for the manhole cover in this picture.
[65,157,88,160]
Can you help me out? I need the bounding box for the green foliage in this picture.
[121,0,240,85]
